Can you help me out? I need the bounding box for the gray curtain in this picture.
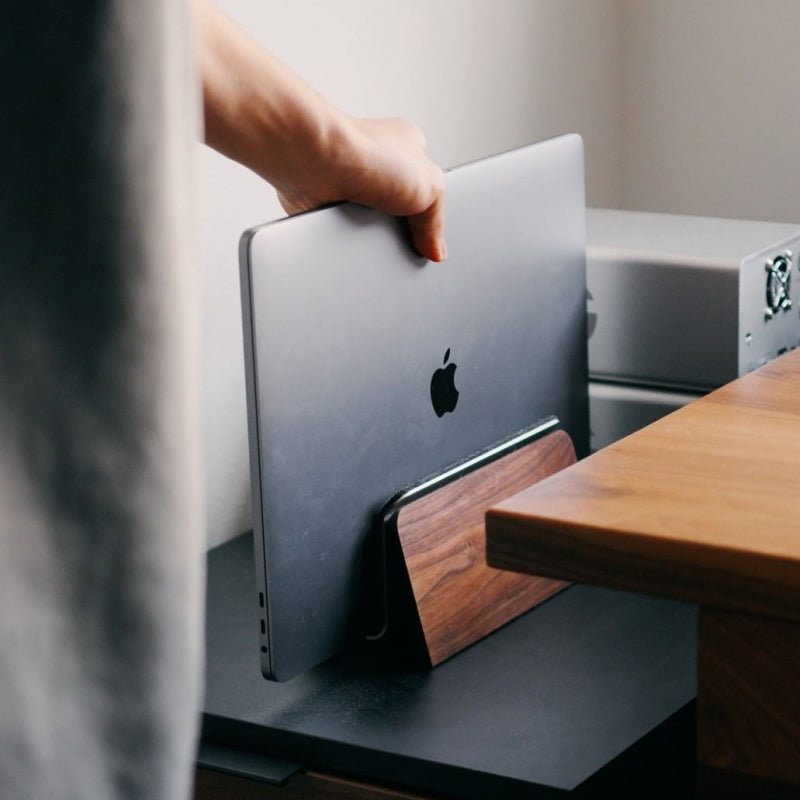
[0,2,203,798]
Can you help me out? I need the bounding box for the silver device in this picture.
[588,382,697,453]
[240,135,589,680]
[587,209,800,392]
[586,209,800,451]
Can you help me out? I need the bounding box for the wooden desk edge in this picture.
[486,351,800,622]
[486,503,800,623]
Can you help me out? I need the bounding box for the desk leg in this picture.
[698,608,800,792]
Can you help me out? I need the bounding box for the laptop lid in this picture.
[239,133,588,681]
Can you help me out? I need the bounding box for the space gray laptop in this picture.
[239,133,588,681]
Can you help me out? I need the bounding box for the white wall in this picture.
[618,0,800,223]
[198,0,623,548]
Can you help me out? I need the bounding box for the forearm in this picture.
[196,0,351,196]
[195,0,446,261]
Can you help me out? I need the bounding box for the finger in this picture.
[407,192,447,262]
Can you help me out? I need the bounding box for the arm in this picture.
[195,0,446,261]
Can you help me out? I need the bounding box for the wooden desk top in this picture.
[486,349,800,622]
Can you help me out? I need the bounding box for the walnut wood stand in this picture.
[385,427,574,666]
[487,349,800,796]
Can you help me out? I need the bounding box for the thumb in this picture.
[407,195,447,262]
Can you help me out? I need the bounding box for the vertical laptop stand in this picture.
[384,428,575,666]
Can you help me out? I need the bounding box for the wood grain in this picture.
[194,767,442,800]
[698,608,800,786]
[486,350,800,621]
[394,429,574,666]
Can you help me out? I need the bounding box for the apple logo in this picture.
[430,348,459,417]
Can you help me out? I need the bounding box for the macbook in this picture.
[239,133,588,680]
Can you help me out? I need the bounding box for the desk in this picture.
[197,532,696,799]
[487,348,800,793]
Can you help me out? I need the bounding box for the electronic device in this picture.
[240,134,588,681]
[586,208,800,392]
[588,382,698,453]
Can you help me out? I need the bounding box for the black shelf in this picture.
[201,532,697,799]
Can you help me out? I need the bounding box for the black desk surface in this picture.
[201,532,697,799]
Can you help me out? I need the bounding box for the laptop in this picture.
[239,133,588,681]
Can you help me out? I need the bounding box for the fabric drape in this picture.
[0,2,203,798]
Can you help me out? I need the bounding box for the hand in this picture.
[197,0,446,262]
[276,116,446,262]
